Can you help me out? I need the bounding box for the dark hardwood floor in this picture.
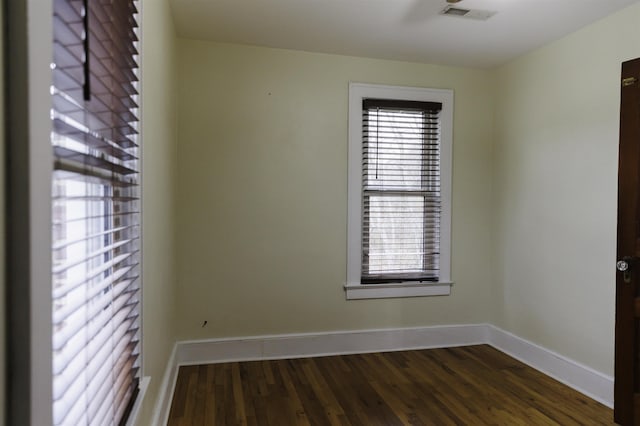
[167,344,614,425]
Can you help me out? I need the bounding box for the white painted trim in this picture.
[152,324,614,424]
[486,325,614,408]
[344,282,452,299]
[150,343,179,426]
[6,0,55,423]
[137,0,146,388]
[125,376,150,426]
[176,325,486,366]
[346,82,454,298]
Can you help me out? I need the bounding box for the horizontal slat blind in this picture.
[361,99,443,284]
[52,0,141,425]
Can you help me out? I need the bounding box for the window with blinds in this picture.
[51,0,141,425]
[361,99,443,284]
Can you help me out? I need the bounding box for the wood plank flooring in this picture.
[167,344,613,425]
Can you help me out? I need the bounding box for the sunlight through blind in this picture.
[51,0,141,424]
[361,99,443,284]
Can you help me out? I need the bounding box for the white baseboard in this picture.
[151,323,614,425]
[176,324,487,365]
[486,325,614,408]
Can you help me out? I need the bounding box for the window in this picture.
[346,83,453,300]
[51,1,141,424]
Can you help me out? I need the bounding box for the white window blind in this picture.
[51,0,141,425]
[361,99,443,284]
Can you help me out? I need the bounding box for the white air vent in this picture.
[441,5,497,20]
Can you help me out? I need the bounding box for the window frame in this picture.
[345,83,454,300]
[5,1,147,424]
[6,0,55,423]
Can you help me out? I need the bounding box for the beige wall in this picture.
[175,41,496,340]
[493,2,640,375]
[138,0,178,423]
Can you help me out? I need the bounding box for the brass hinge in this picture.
[622,77,638,87]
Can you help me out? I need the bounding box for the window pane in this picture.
[361,102,441,283]
[364,109,425,191]
[366,194,426,274]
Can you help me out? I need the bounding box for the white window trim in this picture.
[345,82,454,300]
[6,0,54,423]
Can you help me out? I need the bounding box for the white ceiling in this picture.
[169,0,638,68]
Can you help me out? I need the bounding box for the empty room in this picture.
[4,0,640,424]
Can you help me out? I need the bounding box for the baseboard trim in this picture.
[176,324,488,366]
[486,325,614,408]
[152,323,614,424]
[150,343,179,426]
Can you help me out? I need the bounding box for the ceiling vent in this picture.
[441,5,497,21]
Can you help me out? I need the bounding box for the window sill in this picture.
[344,282,453,300]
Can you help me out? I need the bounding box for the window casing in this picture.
[346,83,453,300]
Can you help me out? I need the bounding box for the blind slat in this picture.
[53,297,139,410]
[52,238,133,274]
[363,98,442,111]
[52,223,137,250]
[52,255,136,301]
[52,0,140,423]
[53,211,139,227]
[53,317,136,403]
[89,349,138,423]
[53,118,138,159]
[53,146,137,176]
[52,280,138,375]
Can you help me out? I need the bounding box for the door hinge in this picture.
[622,77,638,87]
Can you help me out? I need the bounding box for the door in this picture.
[616,57,640,425]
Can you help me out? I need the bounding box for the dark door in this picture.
[616,57,640,425]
